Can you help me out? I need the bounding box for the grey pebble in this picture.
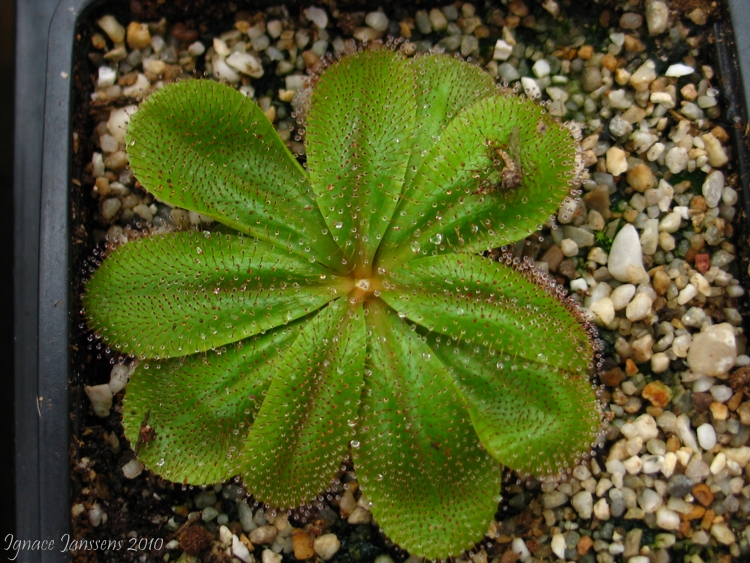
[667,474,694,498]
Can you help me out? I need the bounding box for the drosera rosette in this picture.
[82,43,606,558]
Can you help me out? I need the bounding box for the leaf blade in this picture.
[122,321,305,485]
[240,299,366,508]
[354,300,502,559]
[84,231,345,359]
[306,48,416,273]
[378,93,580,269]
[125,80,345,271]
[380,254,602,476]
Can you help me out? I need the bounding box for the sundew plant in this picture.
[84,46,603,558]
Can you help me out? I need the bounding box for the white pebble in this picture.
[626,292,652,321]
[608,224,649,284]
[121,459,144,479]
[84,384,112,417]
[520,77,541,99]
[655,507,680,530]
[645,0,669,35]
[623,456,643,474]
[512,537,531,561]
[687,323,737,376]
[365,11,389,32]
[665,146,688,173]
[677,283,698,305]
[560,238,578,257]
[676,413,699,451]
[233,535,252,563]
[571,491,593,519]
[638,488,663,513]
[532,59,551,78]
[188,41,205,56]
[262,549,282,563]
[710,523,736,545]
[107,105,138,145]
[108,364,131,394]
[590,297,615,324]
[304,6,328,28]
[551,533,566,559]
[97,15,125,43]
[594,498,610,520]
[659,211,682,232]
[696,423,717,450]
[610,284,636,310]
[493,39,513,61]
[665,63,694,77]
[97,66,117,88]
[702,170,725,208]
[642,454,664,474]
[314,534,341,560]
[606,146,628,175]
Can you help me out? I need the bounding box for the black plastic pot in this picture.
[13,1,750,562]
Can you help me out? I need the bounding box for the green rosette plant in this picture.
[84,46,603,558]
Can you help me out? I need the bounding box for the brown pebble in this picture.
[508,0,529,17]
[292,529,316,560]
[625,358,639,376]
[583,187,611,220]
[558,259,577,279]
[666,435,680,452]
[727,391,744,411]
[118,71,139,87]
[540,245,564,272]
[693,392,713,413]
[499,549,520,563]
[693,484,714,507]
[729,366,750,396]
[694,253,710,274]
[690,195,708,212]
[624,35,646,53]
[577,535,594,556]
[601,367,624,387]
[700,509,715,530]
[711,125,730,143]
[126,21,151,50]
[642,381,673,407]
[599,10,611,27]
[709,402,728,421]
[601,53,619,71]
[577,45,594,59]
[682,504,706,520]
[626,163,656,192]
[736,401,750,426]
[678,520,693,537]
[652,268,671,295]
[172,22,199,43]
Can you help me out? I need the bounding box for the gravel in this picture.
[76,1,750,562]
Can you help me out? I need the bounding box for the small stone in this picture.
[606,146,628,176]
[249,525,278,545]
[620,12,643,29]
[630,60,657,91]
[638,488,663,513]
[685,458,710,482]
[692,483,714,507]
[365,11,389,32]
[655,507,680,530]
[710,402,729,420]
[623,456,643,474]
[711,524,736,545]
[642,381,672,407]
[313,534,341,560]
[641,454,664,474]
[126,22,151,50]
[687,323,737,377]
[347,506,372,524]
[493,39,513,61]
[591,297,615,324]
[226,52,264,78]
[232,535,252,563]
[666,63,694,77]
[520,76,541,99]
[696,423,717,450]
[703,133,729,168]
[560,238,578,257]
[97,15,125,43]
[610,284,635,310]
[665,146,688,174]
[627,163,656,192]
[304,6,328,28]
[532,59,551,78]
[194,490,217,509]
[84,384,112,417]
[626,292,652,321]
[542,491,569,509]
[736,401,750,425]
[121,459,144,479]
[428,8,448,31]
[608,224,649,284]
[632,414,659,441]
[262,549,282,563]
[292,530,315,560]
[551,533,566,559]
[667,474,694,497]
[645,0,669,35]
[581,67,603,92]
[571,491,593,519]
[594,498,610,520]
[702,170,725,208]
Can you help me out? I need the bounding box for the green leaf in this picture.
[241,299,365,508]
[122,320,304,485]
[305,48,416,274]
[84,231,347,359]
[354,300,502,559]
[125,80,345,272]
[377,94,580,269]
[402,54,496,188]
[380,254,601,476]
